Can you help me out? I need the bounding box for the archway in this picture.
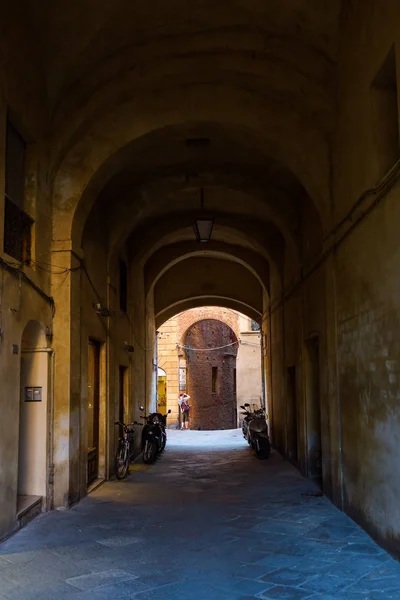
[182,319,239,430]
[157,367,167,415]
[18,321,50,518]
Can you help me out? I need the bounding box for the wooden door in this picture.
[305,337,322,488]
[87,340,100,486]
[287,366,298,464]
[119,366,127,437]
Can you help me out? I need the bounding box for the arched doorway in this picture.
[184,319,239,430]
[18,321,50,517]
[157,367,167,415]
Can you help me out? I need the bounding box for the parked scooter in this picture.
[139,406,171,463]
[240,403,252,442]
[240,404,266,444]
[247,408,271,459]
[158,408,172,452]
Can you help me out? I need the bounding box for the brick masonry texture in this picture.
[185,319,238,430]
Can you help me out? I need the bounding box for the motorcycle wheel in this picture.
[115,442,129,479]
[255,445,270,460]
[143,439,157,464]
[159,434,166,453]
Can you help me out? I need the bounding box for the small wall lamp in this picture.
[124,341,135,353]
[94,303,112,317]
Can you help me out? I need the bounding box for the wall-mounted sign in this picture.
[25,387,42,402]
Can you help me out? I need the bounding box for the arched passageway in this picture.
[157,306,263,432]
[3,0,400,562]
[18,321,50,519]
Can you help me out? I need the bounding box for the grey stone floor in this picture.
[1,429,400,599]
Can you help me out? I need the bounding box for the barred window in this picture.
[251,319,260,331]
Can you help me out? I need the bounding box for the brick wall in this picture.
[184,319,238,430]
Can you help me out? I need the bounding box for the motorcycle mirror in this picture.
[139,406,145,411]
[244,403,250,407]
[168,409,172,414]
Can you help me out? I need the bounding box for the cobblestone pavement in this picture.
[1,429,400,599]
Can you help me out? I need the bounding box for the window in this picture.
[251,319,260,331]
[371,46,400,178]
[4,120,32,262]
[119,260,128,312]
[212,366,218,393]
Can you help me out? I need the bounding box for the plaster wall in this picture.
[335,185,400,547]
[0,5,55,541]
[327,2,400,549]
[236,334,263,411]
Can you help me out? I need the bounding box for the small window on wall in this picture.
[4,120,33,262]
[251,319,260,331]
[212,366,218,393]
[119,260,128,312]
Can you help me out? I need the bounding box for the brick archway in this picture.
[183,318,239,430]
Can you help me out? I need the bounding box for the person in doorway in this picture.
[178,392,191,430]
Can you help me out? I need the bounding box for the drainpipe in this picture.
[260,332,266,411]
[21,347,55,511]
[155,331,160,409]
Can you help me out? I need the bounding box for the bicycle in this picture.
[114,420,141,479]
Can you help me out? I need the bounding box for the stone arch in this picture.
[51,95,330,249]
[21,320,48,349]
[182,318,239,430]
[18,320,50,513]
[156,297,262,330]
[145,243,271,300]
[178,307,241,346]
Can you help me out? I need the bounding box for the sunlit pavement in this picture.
[1,429,400,599]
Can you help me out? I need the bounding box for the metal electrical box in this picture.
[25,387,42,402]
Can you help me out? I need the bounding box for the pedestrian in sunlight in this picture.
[178,392,191,430]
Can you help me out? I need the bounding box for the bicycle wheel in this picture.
[143,439,157,464]
[115,441,129,479]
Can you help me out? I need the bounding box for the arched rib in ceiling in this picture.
[28,1,340,113]
[77,123,324,277]
[51,44,334,148]
[154,256,264,329]
[124,217,285,276]
[144,243,270,298]
[156,298,261,330]
[53,93,331,249]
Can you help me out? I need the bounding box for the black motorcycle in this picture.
[140,407,171,463]
[240,403,252,441]
[247,408,271,459]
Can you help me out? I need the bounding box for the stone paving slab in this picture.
[1,428,400,599]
